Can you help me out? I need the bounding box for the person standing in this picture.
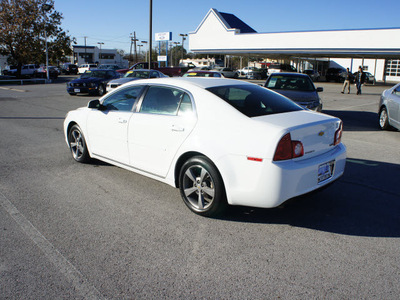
[341,68,351,94]
[355,66,366,95]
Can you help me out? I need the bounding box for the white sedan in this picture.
[64,78,346,216]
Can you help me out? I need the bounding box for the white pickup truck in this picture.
[4,64,40,78]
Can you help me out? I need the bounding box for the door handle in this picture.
[171,125,184,132]
[118,118,127,124]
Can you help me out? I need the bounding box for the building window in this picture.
[386,59,400,77]
[100,54,115,60]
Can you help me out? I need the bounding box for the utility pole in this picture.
[133,32,138,63]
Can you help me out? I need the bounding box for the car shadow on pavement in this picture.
[222,158,400,238]
[323,110,380,132]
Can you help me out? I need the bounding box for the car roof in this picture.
[123,77,253,89]
[128,69,159,72]
[269,72,309,77]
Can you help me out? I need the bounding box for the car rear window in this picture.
[266,75,315,92]
[206,84,303,117]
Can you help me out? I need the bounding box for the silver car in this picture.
[379,83,400,130]
[106,69,167,92]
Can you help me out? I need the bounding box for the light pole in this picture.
[97,42,104,65]
[149,0,152,70]
[141,41,148,65]
[173,42,180,66]
[179,34,187,64]
[42,3,52,82]
[137,44,143,61]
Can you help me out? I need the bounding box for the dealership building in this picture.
[189,8,400,82]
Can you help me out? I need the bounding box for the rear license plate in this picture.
[318,160,335,183]
[74,88,80,93]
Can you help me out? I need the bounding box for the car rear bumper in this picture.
[219,143,346,208]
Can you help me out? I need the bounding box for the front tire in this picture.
[68,125,90,163]
[98,84,105,96]
[179,156,227,217]
[379,107,390,130]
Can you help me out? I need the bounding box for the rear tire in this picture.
[379,107,390,130]
[179,156,227,217]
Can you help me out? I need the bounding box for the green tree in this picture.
[0,0,75,75]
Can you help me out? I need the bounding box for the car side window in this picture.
[140,86,181,115]
[177,93,194,117]
[102,86,143,111]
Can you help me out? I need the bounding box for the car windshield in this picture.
[81,71,108,79]
[125,71,150,78]
[266,75,315,92]
[207,84,303,118]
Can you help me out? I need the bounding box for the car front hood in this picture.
[70,77,103,84]
[273,90,319,102]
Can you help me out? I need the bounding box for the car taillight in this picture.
[334,122,343,146]
[273,133,304,161]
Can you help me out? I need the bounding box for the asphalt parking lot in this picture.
[1,76,399,299]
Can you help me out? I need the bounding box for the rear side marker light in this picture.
[247,157,263,162]
[273,133,304,161]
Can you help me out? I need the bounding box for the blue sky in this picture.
[54,0,400,54]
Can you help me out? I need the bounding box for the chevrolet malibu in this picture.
[378,82,400,131]
[64,78,346,216]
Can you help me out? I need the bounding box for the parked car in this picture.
[34,66,59,79]
[303,69,320,81]
[326,68,346,82]
[66,69,120,96]
[187,66,211,72]
[117,62,196,77]
[98,64,121,71]
[353,71,375,84]
[267,64,297,75]
[238,66,257,76]
[64,77,346,217]
[264,73,323,112]
[60,63,78,75]
[212,67,238,78]
[106,69,167,92]
[78,64,97,74]
[378,82,400,130]
[3,64,40,78]
[183,70,223,77]
[2,65,18,76]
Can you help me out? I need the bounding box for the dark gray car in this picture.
[264,73,323,112]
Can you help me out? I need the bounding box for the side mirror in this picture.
[88,99,100,109]
[88,99,106,110]
[316,87,323,92]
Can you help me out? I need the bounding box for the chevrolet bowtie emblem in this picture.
[318,131,325,136]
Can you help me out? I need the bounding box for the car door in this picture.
[388,85,400,127]
[86,86,144,164]
[128,85,197,177]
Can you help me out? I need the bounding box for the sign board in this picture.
[158,55,167,62]
[155,32,172,41]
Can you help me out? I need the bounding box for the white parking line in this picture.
[0,86,28,92]
[0,191,105,300]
